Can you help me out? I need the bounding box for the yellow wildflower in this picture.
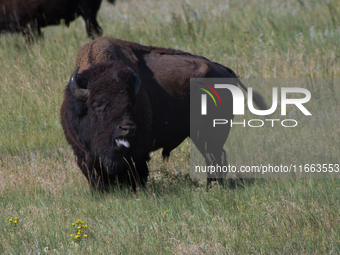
[9,218,12,222]
[84,234,88,237]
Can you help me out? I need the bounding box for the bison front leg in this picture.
[21,26,35,43]
[77,155,109,192]
[99,158,149,191]
[134,160,149,188]
[117,159,149,190]
[22,20,43,43]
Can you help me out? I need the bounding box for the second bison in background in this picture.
[60,37,267,191]
[0,0,115,39]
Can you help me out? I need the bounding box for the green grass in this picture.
[1,0,340,253]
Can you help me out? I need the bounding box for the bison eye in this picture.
[92,101,107,116]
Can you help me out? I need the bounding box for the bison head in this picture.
[67,62,141,175]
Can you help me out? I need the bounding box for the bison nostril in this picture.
[118,124,136,136]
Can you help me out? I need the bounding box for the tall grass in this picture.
[1,0,340,253]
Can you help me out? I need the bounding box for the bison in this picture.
[60,37,266,191]
[0,0,115,39]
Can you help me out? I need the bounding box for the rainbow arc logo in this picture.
[197,82,222,115]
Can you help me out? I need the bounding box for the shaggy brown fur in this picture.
[60,37,267,191]
[0,0,115,39]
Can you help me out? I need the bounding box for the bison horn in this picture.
[70,67,90,101]
[127,67,141,94]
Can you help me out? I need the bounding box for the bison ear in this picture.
[127,67,141,95]
[70,67,90,101]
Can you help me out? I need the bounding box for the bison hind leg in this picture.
[204,149,243,190]
[205,149,229,188]
[161,144,180,161]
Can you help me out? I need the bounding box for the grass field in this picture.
[1,0,340,253]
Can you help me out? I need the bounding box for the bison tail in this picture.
[237,79,267,110]
[251,91,267,110]
[224,66,268,110]
[107,0,116,4]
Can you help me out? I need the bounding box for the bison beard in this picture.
[60,37,267,191]
[61,62,148,191]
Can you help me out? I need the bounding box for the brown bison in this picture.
[0,0,115,39]
[60,37,266,191]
